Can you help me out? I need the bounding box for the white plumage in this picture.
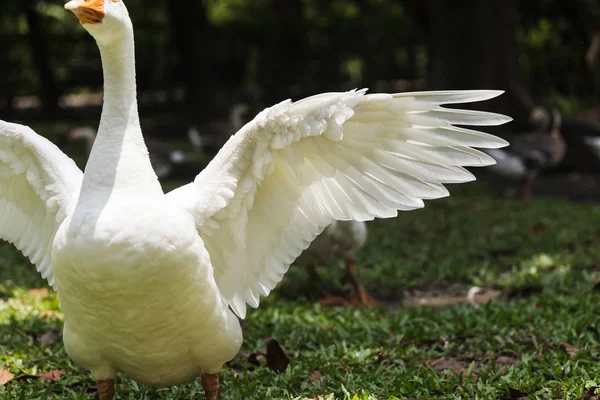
[295,220,368,267]
[584,136,600,160]
[0,120,82,288]
[294,220,373,305]
[64,125,186,179]
[483,106,565,198]
[0,0,510,398]
[168,89,510,319]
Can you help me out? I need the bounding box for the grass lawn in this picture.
[1,180,600,399]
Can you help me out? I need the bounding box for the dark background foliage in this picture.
[3,0,599,132]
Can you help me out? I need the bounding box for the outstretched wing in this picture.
[166,90,510,318]
[0,121,83,288]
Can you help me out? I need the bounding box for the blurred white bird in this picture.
[294,220,373,306]
[485,106,565,199]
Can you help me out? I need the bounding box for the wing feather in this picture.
[0,121,83,288]
[166,89,510,318]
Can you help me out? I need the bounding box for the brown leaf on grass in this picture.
[39,331,59,346]
[507,386,529,399]
[38,370,63,382]
[265,337,289,373]
[496,354,520,365]
[27,288,49,297]
[247,352,266,366]
[529,222,547,235]
[309,371,322,382]
[10,370,64,384]
[560,342,580,357]
[467,286,502,304]
[472,202,484,211]
[582,386,599,400]
[0,369,15,385]
[430,357,476,378]
[40,310,60,318]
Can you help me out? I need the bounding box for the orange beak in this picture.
[65,0,105,24]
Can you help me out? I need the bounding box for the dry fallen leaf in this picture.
[430,357,477,378]
[38,370,64,383]
[560,342,580,358]
[40,310,60,318]
[40,331,59,346]
[265,337,289,373]
[27,288,49,297]
[0,369,15,385]
[247,352,266,367]
[507,386,529,399]
[467,286,502,304]
[529,222,547,235]
[583,385,599,399]
[309,371,322,382]
[496,354,520,365]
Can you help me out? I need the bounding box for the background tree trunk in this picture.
[22,0,59,113]
[167,1,215,124]
[259,0,306,103]
[424,0,530,127]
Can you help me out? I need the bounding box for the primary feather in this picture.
[167,89,510,318]
[0,121,82,288]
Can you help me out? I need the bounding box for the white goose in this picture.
[0,0,510,399]
[64,125,186,179]
[294,220,374,306]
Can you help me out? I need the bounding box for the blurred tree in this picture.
[168,0,216,123]
[576,0,600,95]
[22,0,59,112]
[422,0,528,120]
[0,0,598,141]
[258,0,307,102]
[0,30,16,114]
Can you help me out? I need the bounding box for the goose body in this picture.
[484,106,565,198]
[295,220,367,266]
[295,220,372,305]
[0,0,511,398]
[483,148,528,179]
[65,125,186,179]
[53,196,241,386]
[584,136,600,160]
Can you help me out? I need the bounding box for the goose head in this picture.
[64,0,131,44]
[529,105,552,132]
[529,105,562,135]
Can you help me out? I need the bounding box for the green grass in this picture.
[2,181,600,399]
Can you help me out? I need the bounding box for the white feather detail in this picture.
[0,121,83,289]
[484,148,527,179]
[166,89,511,319]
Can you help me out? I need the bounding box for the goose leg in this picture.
[305,264,350,306]
[345,258,378,307]
[521,175,534,200]
[305,263,321,286]
[97,379,114,400]
[202,374,220,400]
